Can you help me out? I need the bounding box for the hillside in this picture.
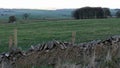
[0,9,74,19]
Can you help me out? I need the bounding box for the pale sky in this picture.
[0,0,119,9]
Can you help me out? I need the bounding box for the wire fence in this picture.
[0,28,78,53]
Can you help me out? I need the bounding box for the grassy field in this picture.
[0,18,120,52]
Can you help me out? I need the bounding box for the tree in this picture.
[95,7,104,18]
[23,13,29,20]
[116,11,120,18]
[8,16,16,23]
[103,8,111,18]
[72,9,80,19]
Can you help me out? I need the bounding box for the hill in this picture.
[0,8,74,20]
[0,8,120,20]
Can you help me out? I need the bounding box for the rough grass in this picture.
[0,18,120,52]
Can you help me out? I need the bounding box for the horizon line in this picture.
[0,7,120,10]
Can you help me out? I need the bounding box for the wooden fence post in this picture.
[9,35,13,50]
[72,31,76,45]
[14,28,17,47]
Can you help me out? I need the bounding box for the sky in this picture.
[0,0,119,10]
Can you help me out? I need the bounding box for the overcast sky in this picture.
[0,0,119,9]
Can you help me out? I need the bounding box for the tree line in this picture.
[72,7,111,19]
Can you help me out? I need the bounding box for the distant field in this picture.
[0,18,120,52]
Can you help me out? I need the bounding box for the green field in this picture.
[0,18,120,52]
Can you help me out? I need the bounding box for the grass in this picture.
[0,18,120,52]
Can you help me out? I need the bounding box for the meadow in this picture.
[0,18,120,53]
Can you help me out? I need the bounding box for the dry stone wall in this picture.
[0,35,120,68]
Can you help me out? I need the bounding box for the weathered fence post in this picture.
[89,49,96,68]
[8,35,13,50]
[1,61,4,68]
[14,28,17,47]
[1,58,12,68]
[72,31,76,45]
